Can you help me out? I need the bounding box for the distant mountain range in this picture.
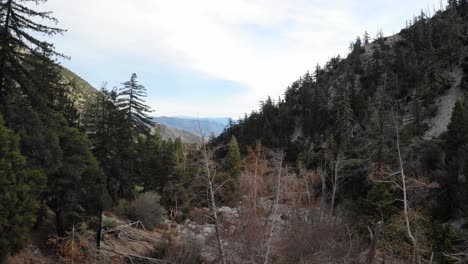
[152,116,230,138]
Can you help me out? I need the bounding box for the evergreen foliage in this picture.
[139,131,164,192]
[225,136,242,179]
[0,115,46,261]
[0,0,65,102]
[117,73,153,137]
[0,0,109,254]
[442,99,468,216]
[47,126,106,234]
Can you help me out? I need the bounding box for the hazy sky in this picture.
[40,0,441,118]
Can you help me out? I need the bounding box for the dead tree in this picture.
[298,166,319,224]
[243,143,266,218]
[237,144,269,262]
[329,152,346,219]
[263,150,285,264]
[395,118,419,263]
[317,164,327,225]
[366,221,383,264]
[198,122,227,264]
[371,112,438,263]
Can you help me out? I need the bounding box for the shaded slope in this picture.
[154,123,201,143]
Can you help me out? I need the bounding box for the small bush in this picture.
[113,199,130,217]
[102,218,117,230]
[427,222,455,264]
[381,211,432,261]
[127,192,165,230]
[152,234,203,264]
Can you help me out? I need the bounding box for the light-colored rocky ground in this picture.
[425,66,466,138]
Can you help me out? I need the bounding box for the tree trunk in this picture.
[366,221,383,264]
[396,112,419,263]
[96,210,103,249]
[199,126,227,264]
[0,0,13,98]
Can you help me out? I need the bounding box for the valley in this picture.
[2,1,468,264]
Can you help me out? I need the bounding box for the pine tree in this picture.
[365,70,396,177]
[0,0,66,177]
[0,0,109,238]
[173,137,185,166]
[216,136,242,204]
[442,91,468,218]
[446,101,468,158]
[160,139,181,207]
[0,0,65,102]
[336,95,354,147]
[83,87,125,200]
[113,74,153,198]
[140,131,163,191]
[54,80,80,128]
[161,139,179,190]
[47,126,106,234]
[225,136,242,179]
[117,73,153,137]
[0,115,46,261]
[363,31,371,44]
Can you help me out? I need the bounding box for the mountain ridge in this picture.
[152,116,229,138]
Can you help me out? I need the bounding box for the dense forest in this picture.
[1,0,468,263]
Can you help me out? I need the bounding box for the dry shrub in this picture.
[102,218,117,230]
[113,199,130,217]
[47,229,104,264]
[230,205,270,262]
[187,207,211,224]
[128,192,165,230]
[240,144,269,202]
[152,233,203,264]
[277,210,354,264]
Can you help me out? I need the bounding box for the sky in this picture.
[39,0,441,118]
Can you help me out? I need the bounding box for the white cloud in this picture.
[42,0,439,117]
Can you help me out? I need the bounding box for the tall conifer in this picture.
[0,115,45,260]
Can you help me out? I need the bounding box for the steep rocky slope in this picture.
[425,65,467,138]
[59,66,99,112]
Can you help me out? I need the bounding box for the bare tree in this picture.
[235,144,271,263]
[198,122,227,264]
[242,143,267,218]
[371,112,438,263]
[366,221,383,264]
[317,164,327,225]
[263,150,285,264]
[298,165,319,225]
[396,123,418,262]
[329,152,346,219]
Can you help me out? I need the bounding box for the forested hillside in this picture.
[0,1,214,262]
[156,123,202,143]
[2,0,468,263]
[215,1,468,262]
